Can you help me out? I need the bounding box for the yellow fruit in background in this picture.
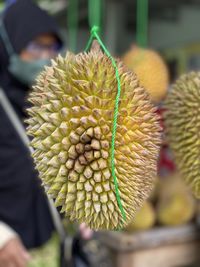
[122,45,169,103]
[157,193,195,226]
[164,72,200,198]
[26,42,161,230]
[157,173,196,226]
[125,202,156,231]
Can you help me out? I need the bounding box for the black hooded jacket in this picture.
[0,0,62,249]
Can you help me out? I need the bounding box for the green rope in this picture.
[85,25,126,226]
[67,0,78,52]
[136,0,148,47]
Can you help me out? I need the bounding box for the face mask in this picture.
[9,54,51,85]
[0,21,51,85]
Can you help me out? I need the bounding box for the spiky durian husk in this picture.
[164,72,200,198]
[122,46,169,103]
[26,45,161,230]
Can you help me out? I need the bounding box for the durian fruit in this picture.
[125,201,156,231]
[26,42,161,230]
[157,173,196,226]
[164,72,200,198]
[122,45,169,103]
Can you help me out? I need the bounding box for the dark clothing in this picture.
[0,0,62,249]
[4,0,62,54]
[0,104,54,249]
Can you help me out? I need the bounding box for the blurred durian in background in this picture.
[122,45,169,103]
[164,72,200,198]
[157,173,196,226]
[125,201,156,232]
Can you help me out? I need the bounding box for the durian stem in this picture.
[91,40,101,53]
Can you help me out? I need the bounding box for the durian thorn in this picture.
[91,40,101,53]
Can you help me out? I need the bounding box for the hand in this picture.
[79,223,93,240]
[0,238,31,267]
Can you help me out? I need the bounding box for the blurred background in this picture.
[0,1,200,267]
[9,0,200,79]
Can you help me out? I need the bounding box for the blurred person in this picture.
[0,1,93,266]
[0,1,63,266]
